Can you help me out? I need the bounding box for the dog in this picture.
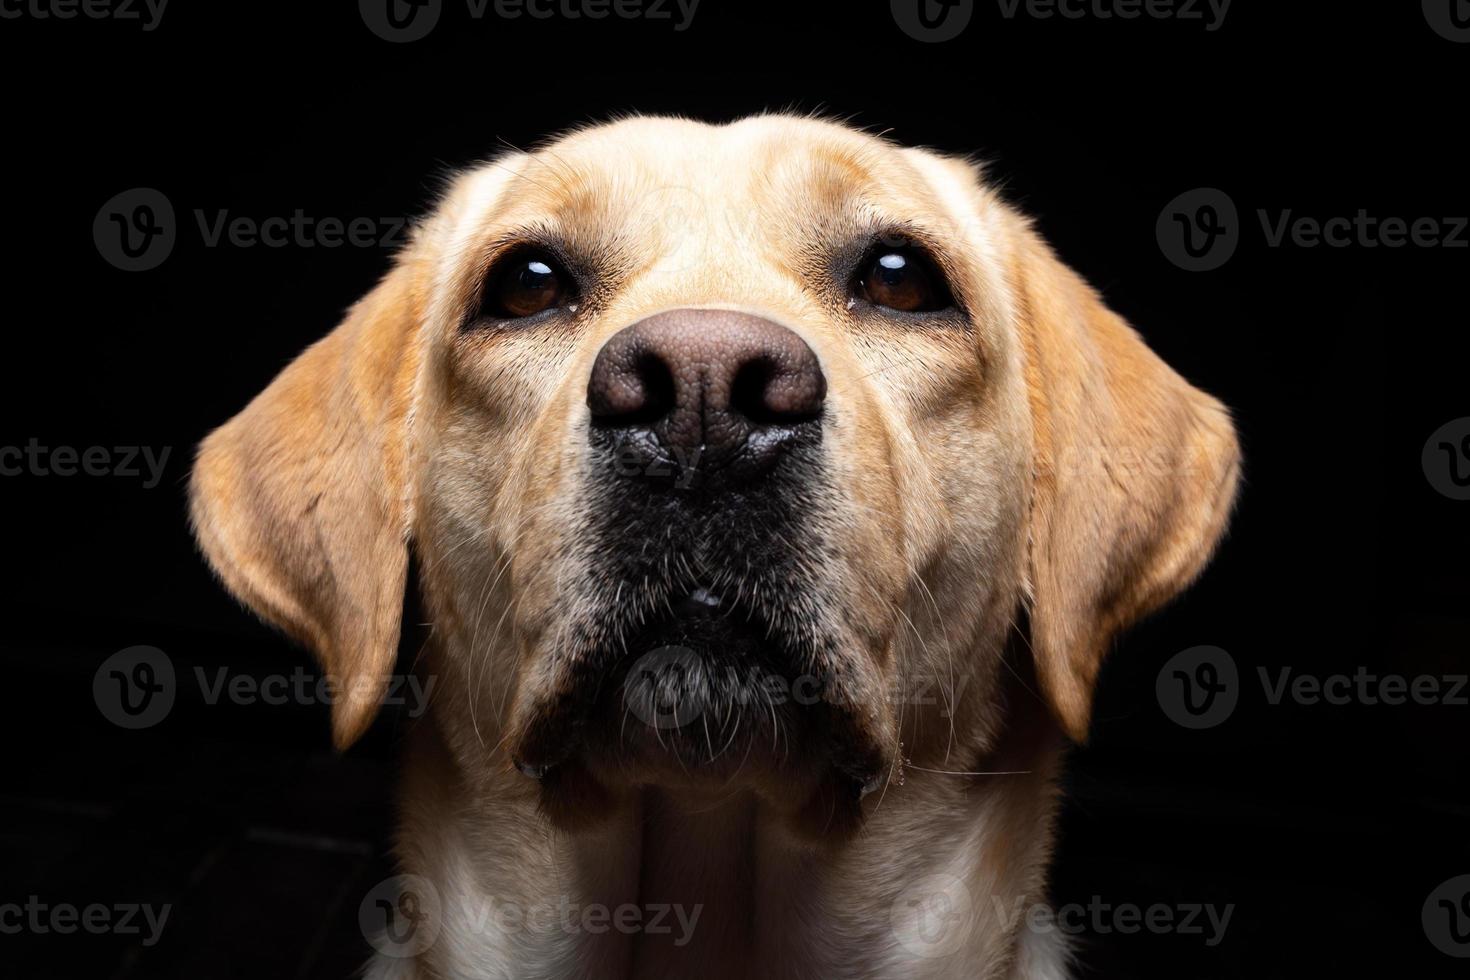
[189,114,1240,979]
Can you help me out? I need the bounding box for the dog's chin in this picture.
[510,590,890,841]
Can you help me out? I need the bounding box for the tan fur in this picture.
[190,114,1239,979]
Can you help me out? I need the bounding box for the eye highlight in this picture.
[854,243,955,314]
[478,247,571,320]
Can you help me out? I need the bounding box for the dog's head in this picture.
[190,115,1238,835]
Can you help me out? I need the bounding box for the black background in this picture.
[1,1,1466,977]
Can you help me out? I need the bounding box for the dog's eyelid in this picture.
[482,234,581,283]
[847,228,958,279]
[874,230,960,271]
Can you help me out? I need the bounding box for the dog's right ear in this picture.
[189,257,426,750]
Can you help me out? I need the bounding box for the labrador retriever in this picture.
[189,114,1240,979]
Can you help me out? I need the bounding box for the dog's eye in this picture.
[856,247,954,313]
[480,249,568,319]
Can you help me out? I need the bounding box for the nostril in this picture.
[730,357,778,425]
[590,350,676,428]
[628,352,677,426]
[730,356,826,426]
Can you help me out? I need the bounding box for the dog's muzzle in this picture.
[509,309,883,835]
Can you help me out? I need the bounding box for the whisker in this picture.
[906,766,1032,776]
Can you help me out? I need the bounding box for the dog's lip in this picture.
[631,586,770,655]
[509,586,750,781]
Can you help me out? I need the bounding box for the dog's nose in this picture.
[587,309,825,484]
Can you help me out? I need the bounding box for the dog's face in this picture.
[190,116,1239,836]
[418,118,1036,828]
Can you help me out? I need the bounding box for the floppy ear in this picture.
[189,259,425,749]
[1014,227,1241,742]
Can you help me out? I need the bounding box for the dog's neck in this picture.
[385,692,1070,980]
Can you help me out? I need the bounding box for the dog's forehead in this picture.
[452,116,953,237]
[543,115,893,181]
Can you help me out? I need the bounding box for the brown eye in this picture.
[481,249,568,319]
[857,247,954,313]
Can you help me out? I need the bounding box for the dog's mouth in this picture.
[509,583,889,838]
[596,586,817,765]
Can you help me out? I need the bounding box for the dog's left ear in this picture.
[189,258,425,750]
[1014,225,1242,743]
